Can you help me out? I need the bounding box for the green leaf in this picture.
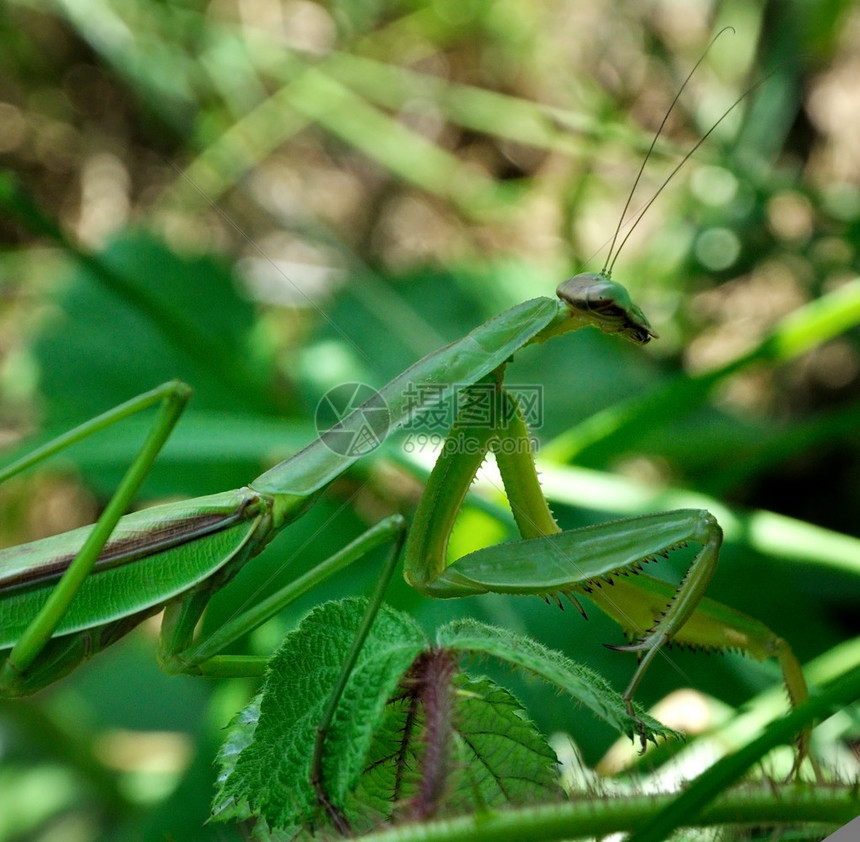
[214,598,425,833]
[211,696,261,826]
[446,673,562,809]
[341,657,562,830]
[215,602,667,838]
[436,619,679,743]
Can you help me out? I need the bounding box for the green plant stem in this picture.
[626,653,860,842]
[351,784,857,842]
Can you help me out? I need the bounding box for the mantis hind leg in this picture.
[0,381,191,692]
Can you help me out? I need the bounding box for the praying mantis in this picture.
[0,36,811,768]
[0,276,809,744]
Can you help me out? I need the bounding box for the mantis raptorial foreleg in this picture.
[403,371,809,751]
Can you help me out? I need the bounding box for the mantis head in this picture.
[554,29,761,351]
[556,273,658,345]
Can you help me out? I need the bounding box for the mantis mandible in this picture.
[0,37,809,760]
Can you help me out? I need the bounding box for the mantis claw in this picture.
[627,704,652,754]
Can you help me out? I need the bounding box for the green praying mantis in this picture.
[0,280,809,742]
[0,39,811,769]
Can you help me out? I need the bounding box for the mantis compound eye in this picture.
[556,274,658,345]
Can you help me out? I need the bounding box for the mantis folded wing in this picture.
[0,275,809,762]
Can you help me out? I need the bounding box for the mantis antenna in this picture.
[601,26,775,278]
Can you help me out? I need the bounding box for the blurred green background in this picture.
[1,0,859,839]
